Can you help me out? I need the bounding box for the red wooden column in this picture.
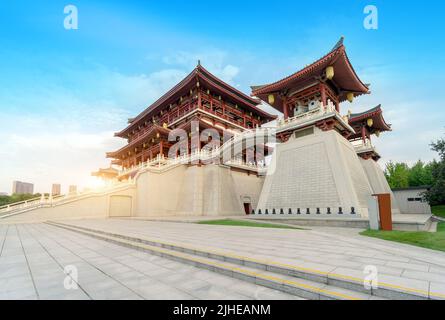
[361,126,367,144]
[283,98,289,119]
[320,83,327,106]
[197,90,202,109]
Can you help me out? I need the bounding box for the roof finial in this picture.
[332,36,345,51]
[197,59,201,66]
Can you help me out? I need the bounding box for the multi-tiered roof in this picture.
[106,64,276,170]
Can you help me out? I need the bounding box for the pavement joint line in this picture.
[47,222,367,300]
[310,228,445,270]
[24,224,93,300]
[48,221,329,276]
[29,224,145,301]
[15,225,40,299]
[0,224,9,257]
[37,224,201,301]
[47,221,437,299]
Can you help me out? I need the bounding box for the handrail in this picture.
[0,180,135,217]
[117,127,276,177]
[0,129,275,217]
[0,196,42,211]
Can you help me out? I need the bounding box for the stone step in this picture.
[46,221,378,300]
[428,221,438,233]
[46,221,441,300]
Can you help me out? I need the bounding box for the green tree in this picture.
[385,161,409,189]
[0,193,41,207]
[408,160,434,187]
[423,136,445,205]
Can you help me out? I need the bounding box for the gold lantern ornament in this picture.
[156,133,160,139]
[367,118,374,127]
[375,130,381,137]
[346,92,354,103]
[163,123,168,129]
[325,66,335,80]
[268,94,275,105]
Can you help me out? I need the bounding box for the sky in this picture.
[0,0,444,194]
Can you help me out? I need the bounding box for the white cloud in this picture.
[0,65,189,194]
[161,49,240,84]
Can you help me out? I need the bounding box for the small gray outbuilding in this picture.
[392,186,431,214]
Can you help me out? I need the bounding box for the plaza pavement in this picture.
[49,218,445,298]
[0,223,302,300]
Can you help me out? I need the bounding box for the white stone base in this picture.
[133,164,264,217]
[257,128,373,217]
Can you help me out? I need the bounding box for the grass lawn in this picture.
[432,205,445,218]
[197,219,303,230]
[360,222,445,252]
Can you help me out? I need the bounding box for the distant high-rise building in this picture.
[52,184,61,196]
[12,181,34,195]
[69,185,77,194]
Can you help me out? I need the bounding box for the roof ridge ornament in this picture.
[332,36,345,51]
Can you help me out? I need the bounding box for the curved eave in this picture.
[107,125,171,158]
[251,41,369,107]
[91,167,118,178]
[349,105,392,132]
[115,65,276,138]
[114,70,197,138]
[197,66,277,121]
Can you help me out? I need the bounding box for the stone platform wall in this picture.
[257,128,373,217]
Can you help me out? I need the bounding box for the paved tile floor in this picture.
[57,219,445,293]
[0,223,303,300]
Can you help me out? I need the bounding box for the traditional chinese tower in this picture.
[253,38,384,217]
[348,105,400,213]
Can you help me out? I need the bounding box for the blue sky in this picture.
[0,0,444,193]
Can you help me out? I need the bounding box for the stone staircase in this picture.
[45,220,442,300]
[0,181,134,220]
